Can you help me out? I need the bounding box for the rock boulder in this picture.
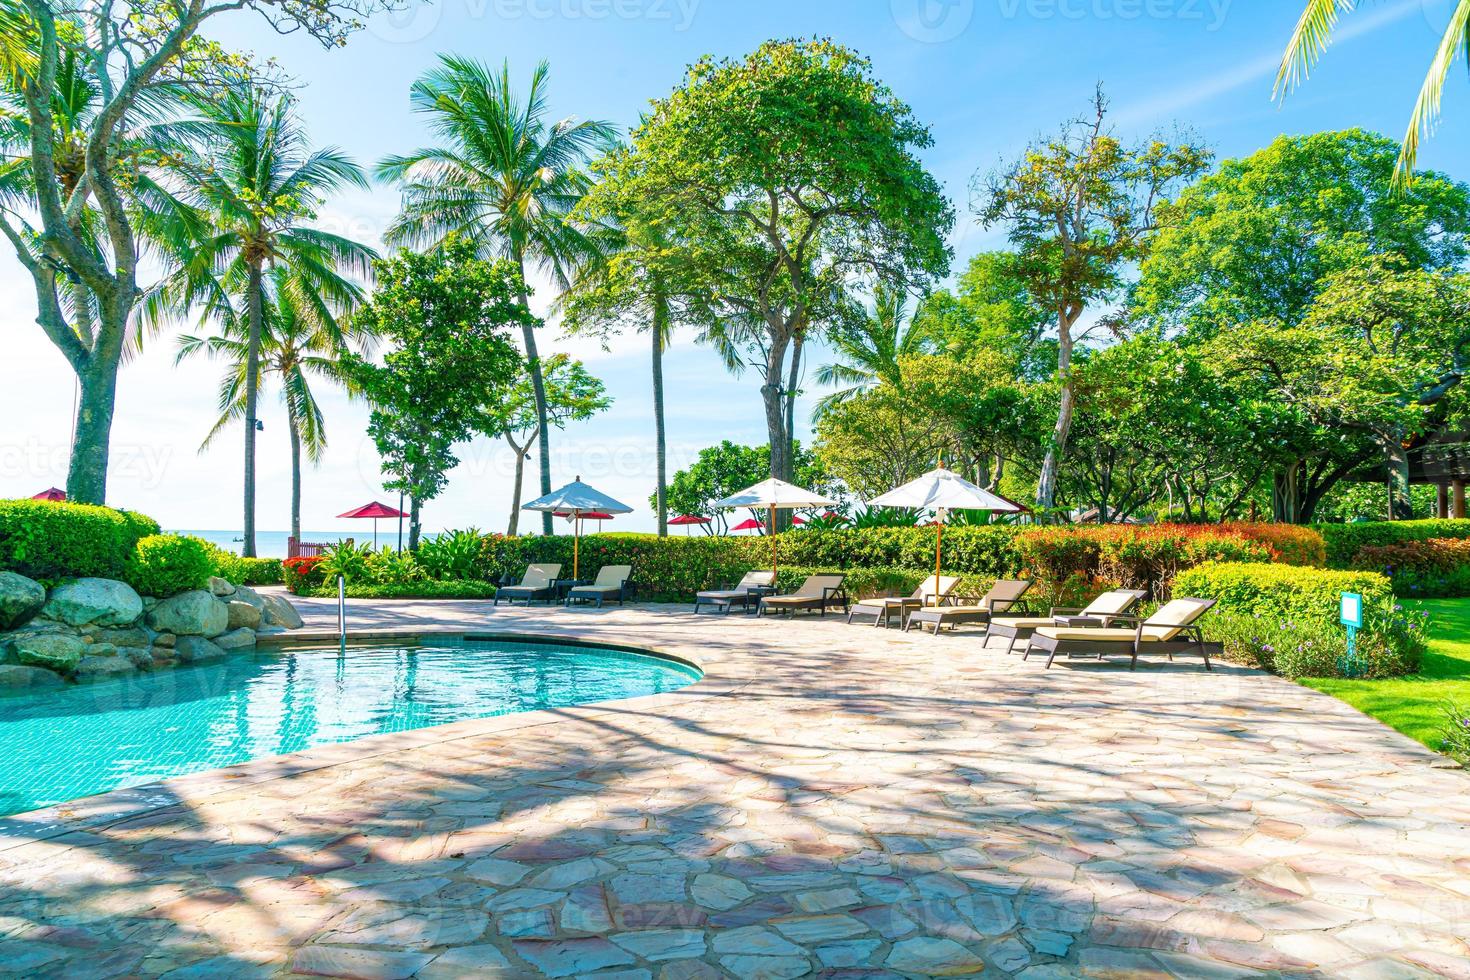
[0,664,64,690]
[173,635,226,664]
[233,586,266,610]
[148,590,229,637]
[226,600,262,631]
[42,578,143,627]
[208,576,236,597]
[214,628,257,651]
[11,632,86,672]
[261,594,305,630]
[0,571,46,629]
[75,655,137,680]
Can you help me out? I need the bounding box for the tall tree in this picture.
[974,90,1211,510]
[563,217,686,537]
[812,283,929,420]
[662,440,832,533]
[341,238,527,550]
[582,39,953,488]
[1278,0,1470,186]
[0,0,393,505]
[1135,129,1470,521]
[497,353,610,535]
[145,86,371,555]
[175,265,371,542]
[377,55,615,535]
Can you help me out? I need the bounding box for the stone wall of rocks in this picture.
[0,571,304,692]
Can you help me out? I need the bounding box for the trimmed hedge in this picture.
[0,499,160,584]
[210,553,284,586]
[1317,519,1470,567]
[311,580,501,600]
[1350,538,1470,598]
[124,534,215,597]
[1174,562,1425,679]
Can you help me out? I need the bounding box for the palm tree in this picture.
[377,56,616,534]
[144,87,373,555]
[1278,0,1470,186]
[176,266,371,543]
[813,283,928,419]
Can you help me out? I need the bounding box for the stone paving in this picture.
[0,596,1468,978]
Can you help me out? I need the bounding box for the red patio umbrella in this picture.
[556,510,614,532]
[31,487,66,501]
[337,500,409,549]
[668,514,712,536]
[730,517,766,534]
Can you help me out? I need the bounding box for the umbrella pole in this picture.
[574,515,581,579]
[374,518,379,551]
[769,503,777,579]
[934,509,944,601]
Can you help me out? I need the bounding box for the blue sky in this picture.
[2,0,1466,542]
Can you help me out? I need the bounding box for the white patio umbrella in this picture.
[867,467,1024,595]
[522,477,634,579]
[712,478,838,578]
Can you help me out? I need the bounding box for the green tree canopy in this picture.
[581,38,953,484]
[663,440,832,533]
[342,237,528,549]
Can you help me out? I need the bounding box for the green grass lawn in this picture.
[1302,598,1470,753]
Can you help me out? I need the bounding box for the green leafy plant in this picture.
[365,548,426,585]
[0,500,160,584]
[1441,700,1470,763]
[317,540,377,584]
[123,534,216,597]
[416,528,496,581]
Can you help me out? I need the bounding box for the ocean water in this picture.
[0,642,700,816]
[168,530,407,558]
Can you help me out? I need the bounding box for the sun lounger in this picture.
[903,579,1032,635]
[494,563,563,606]
[565,565,633,608]
[694,570,777,614]
[847,575,961,628]
[1027,597,1218,670]
[758,574,848,617]
[985,588,1146,655]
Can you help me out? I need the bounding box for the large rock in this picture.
[42,578,143,627]
[0,571,46,629]
[173,635,226,664]
[214,628,257,652]
[233,585,266,610]
[148,590,229,637]
[91,626,152,649]
[208,576,236,597]
[0,664,64,690]
[226,600,261,631]
[261,594,304,630]
[75,655,137,680]
[11,632,86,672]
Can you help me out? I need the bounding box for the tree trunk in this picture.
[242,260,265,558]
[651,293,669,537]
[1383,433,1414,521]
[288,410,303,543]
[1272,462,1301,524]
[514,255,553,535]
[507,438,527,536]
[66,353,119,505]
[785,332,803,472]
[761,332,792,484]
[1035,307,1077,511]
[409,494,422,552]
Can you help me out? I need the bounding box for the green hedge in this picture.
[1349,537,1470,598]
[1174,562,1425,679]
[0,500,160,584]
[210,553,284,586]
[1316,519,1470,567]
[310,580,501,600]
[124,534,215,597]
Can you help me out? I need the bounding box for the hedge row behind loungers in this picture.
[1173,562,1426,679]
[1349,537,1470,598]
[1316,518,1470,568]
[0,499,160,584]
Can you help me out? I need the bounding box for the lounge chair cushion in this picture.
[1033,626,1161,643]
[762,594,826,607]
[989,616,1062,630]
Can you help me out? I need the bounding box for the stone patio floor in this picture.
[0,595,1468,978]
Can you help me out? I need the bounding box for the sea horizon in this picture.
[168,529,412,558]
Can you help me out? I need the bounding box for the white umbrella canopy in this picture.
[867,467,1024,597]
[522,477,634,579]
[713,478,838,577]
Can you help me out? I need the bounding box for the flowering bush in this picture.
[283,555,327,592]
[1318,518,1470,567]
[1442,701,1470,763]
[1351,538,1470,598]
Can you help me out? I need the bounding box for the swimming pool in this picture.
[0,640,699,817]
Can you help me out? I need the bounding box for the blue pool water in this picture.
[0,642,699,816]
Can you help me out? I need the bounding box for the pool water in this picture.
[0,641,699,816]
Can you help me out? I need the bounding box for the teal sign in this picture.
[1339,592,1364,677]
